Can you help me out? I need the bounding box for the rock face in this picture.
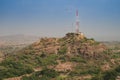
[4,76,21,80]
[25,33,106,59]
[55,62,74,72]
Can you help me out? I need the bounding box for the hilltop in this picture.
[23,32,106,59]
[0,33,120,80]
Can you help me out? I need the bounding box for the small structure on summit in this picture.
[76,32,85,40]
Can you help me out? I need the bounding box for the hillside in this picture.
[0,33,120,80]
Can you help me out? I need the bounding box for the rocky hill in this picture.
[0,33,120,80]
[24,32,106,59]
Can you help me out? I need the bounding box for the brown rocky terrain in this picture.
[24,33,107,59]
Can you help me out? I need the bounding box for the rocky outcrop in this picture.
[4,76,21,80]
[55,62,74,72]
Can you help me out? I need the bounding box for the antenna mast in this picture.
[76,9,79,33]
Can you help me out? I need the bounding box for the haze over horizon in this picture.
[0,0,120,41]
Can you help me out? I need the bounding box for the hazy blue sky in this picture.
[0,0,120,41]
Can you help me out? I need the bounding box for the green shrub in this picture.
[91,65,120,80]
[58,46,67,54]
[115,66,120,73]
[22,74,40,80]
[103,70,117,80]
[69,70,80,76]
[0,59,34,79]
[39,75,49,80]
[36,54,58,67]
[40,68,59,78]
[22,68,59,80]
[70,56,86,63]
